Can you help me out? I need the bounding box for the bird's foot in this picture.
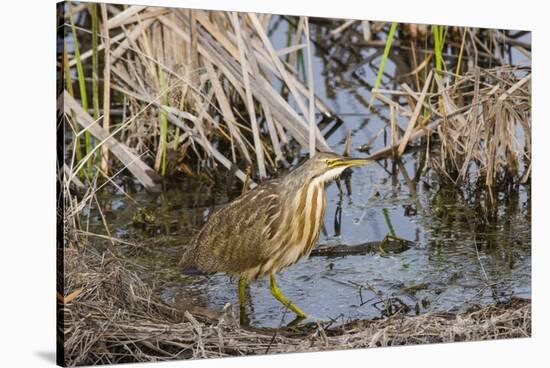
[284,314,334,328]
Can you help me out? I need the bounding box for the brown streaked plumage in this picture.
[179,152,371,319]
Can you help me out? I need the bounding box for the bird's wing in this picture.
[191,182,283,274]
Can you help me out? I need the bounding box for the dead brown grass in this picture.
[370,65,531,193]
[60,243,531,366]
[62,4,334,191]
[61,4,531,192]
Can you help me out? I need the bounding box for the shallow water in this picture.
[89,149,530,327]
[86,19,531,327]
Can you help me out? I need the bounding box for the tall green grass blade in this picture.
[63,43,75,115]
[63,41,83,173]
[432,25,448,73]
[158,65,168,176]
[370,22,398,106]
[90,3,100,120]
[172,127,180,150]
[297,47,306,84]
[432,24,441,72]
[69,5,92,178]
[432,25,448,113]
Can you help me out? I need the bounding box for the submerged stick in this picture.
[382,208,396,237]
[310,239,412,257]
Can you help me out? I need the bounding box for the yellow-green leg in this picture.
[238,276,250,326]
[238,276,247,307]
[269,274,307,318]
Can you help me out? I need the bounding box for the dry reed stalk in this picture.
[188,9,200,101]
[203,59,252,164]
[369,66,531,190]
[111,17,155,62]
[248,13,330,148]
[232,12,267,178]
[397,70,433,156]
[63,7,530,192]
[100,3,111,174]
[63,163,84,191]
[276,43,306,57]
[63,8,335,187]
[63,91,161,191]
[162,11,320,149]
[68,31,126,68]
[242,38,284,165]
[288,16,304,70]
[390,105,398,158]
[362,20,371,41]
[106,5,146,29]
[330,19,357,35]
[304,17,316,157]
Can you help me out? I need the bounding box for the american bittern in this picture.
[179,152,371,319]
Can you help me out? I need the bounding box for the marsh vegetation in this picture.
[57,2,531,365]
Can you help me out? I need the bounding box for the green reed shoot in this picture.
[90,3,100,120]
[370,22,398,106]
[297,47,306,84]
[432,24,447,73]
[432,24,447,114]
[69,5,92,178]
[63,41,83,168]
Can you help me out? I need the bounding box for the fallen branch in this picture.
[310,240,412,257]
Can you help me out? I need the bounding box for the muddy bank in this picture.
[59,244,531,366]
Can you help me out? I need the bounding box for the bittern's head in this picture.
[300,151,371,184]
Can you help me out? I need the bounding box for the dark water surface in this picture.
[87,20,531,327]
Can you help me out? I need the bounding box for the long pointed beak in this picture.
[333,157,371,168]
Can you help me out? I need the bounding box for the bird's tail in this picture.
[178,249,194,269]
[179,256,210,276]
[180,266,209,276]
[178,243,206,275]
